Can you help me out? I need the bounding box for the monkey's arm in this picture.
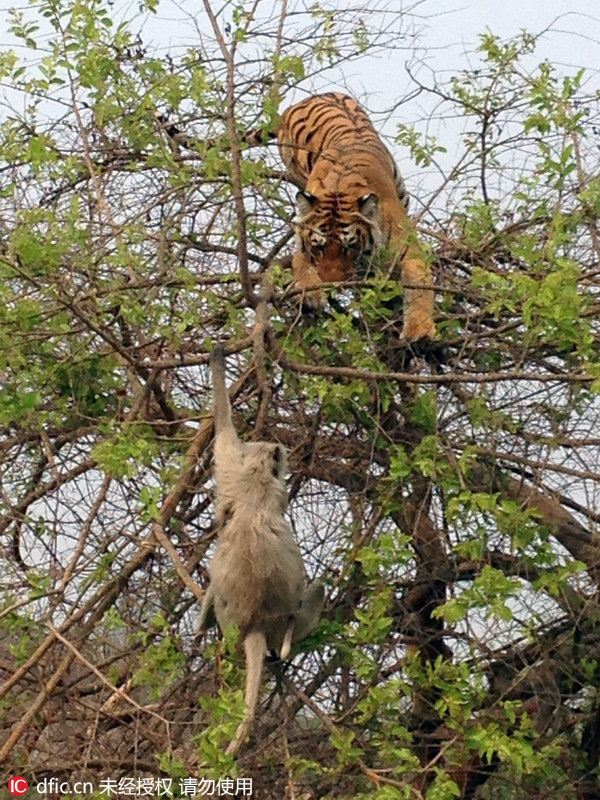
[195,584,217,633]
[210,347,237,434]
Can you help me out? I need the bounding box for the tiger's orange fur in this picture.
[278,92,435,341]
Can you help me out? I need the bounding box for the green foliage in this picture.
[132,630,186,700]
[358,531,413,579]
[426,772,461,800]
[193,638,247,771]
[352,589,394,646]
[92,428,158,478]
[408,391,437,432]
[396,125,447,167]
[331,729,364,765]
[0,5,599,797]
[139,485,162,522]
[434,566,520,624]
[2,606,41,665]
[154,752,187,780]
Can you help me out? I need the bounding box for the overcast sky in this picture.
[122,0,600,185]
[421,0,600,69]
[2,0,598,116]
[1,0,598,201]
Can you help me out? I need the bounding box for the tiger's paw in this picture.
[400,319,437,343]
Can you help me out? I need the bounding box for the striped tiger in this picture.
[277,92,436,342]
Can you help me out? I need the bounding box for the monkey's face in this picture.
[242,442,288,483]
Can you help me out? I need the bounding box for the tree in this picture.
[1,1,600,798]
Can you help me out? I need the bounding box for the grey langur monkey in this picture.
[197,347,324,756]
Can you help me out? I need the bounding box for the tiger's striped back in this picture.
[278,92,408,208]
[277,93,436,342]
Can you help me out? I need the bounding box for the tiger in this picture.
[277,92,436,342]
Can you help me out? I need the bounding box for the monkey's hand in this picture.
[210,346,226,369]
[195,584,217,636]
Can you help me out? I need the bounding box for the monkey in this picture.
[197,347,324,756]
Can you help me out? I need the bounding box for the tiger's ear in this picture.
[296,190,318,216]
[359,193,378,219]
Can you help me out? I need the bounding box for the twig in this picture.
[58,474,112,592]
[277,354,594,386]
[253,278,275,437]
[201,0,256,308]
[151,520,205,602]
[49,625,168,725]
[0,650,76,764]
[271,665,412,792]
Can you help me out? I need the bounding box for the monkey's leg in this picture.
[293,582,325,643]
[280,616,295,661]
[226,630,266,757]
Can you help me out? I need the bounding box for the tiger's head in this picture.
[294,190,383,282]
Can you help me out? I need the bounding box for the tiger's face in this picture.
[294,190,383,282]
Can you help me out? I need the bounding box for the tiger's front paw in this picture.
[400,317,437,343]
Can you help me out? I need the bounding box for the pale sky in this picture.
[1,0,598,203]
[131,0,600,195]
[413,1,600,96]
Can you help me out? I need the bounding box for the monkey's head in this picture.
[242,441,288,484]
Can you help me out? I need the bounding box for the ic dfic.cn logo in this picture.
[8,776,28,796]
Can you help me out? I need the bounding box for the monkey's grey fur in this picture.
[197,347,324,756]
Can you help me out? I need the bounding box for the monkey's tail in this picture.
[226,630,266,757]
